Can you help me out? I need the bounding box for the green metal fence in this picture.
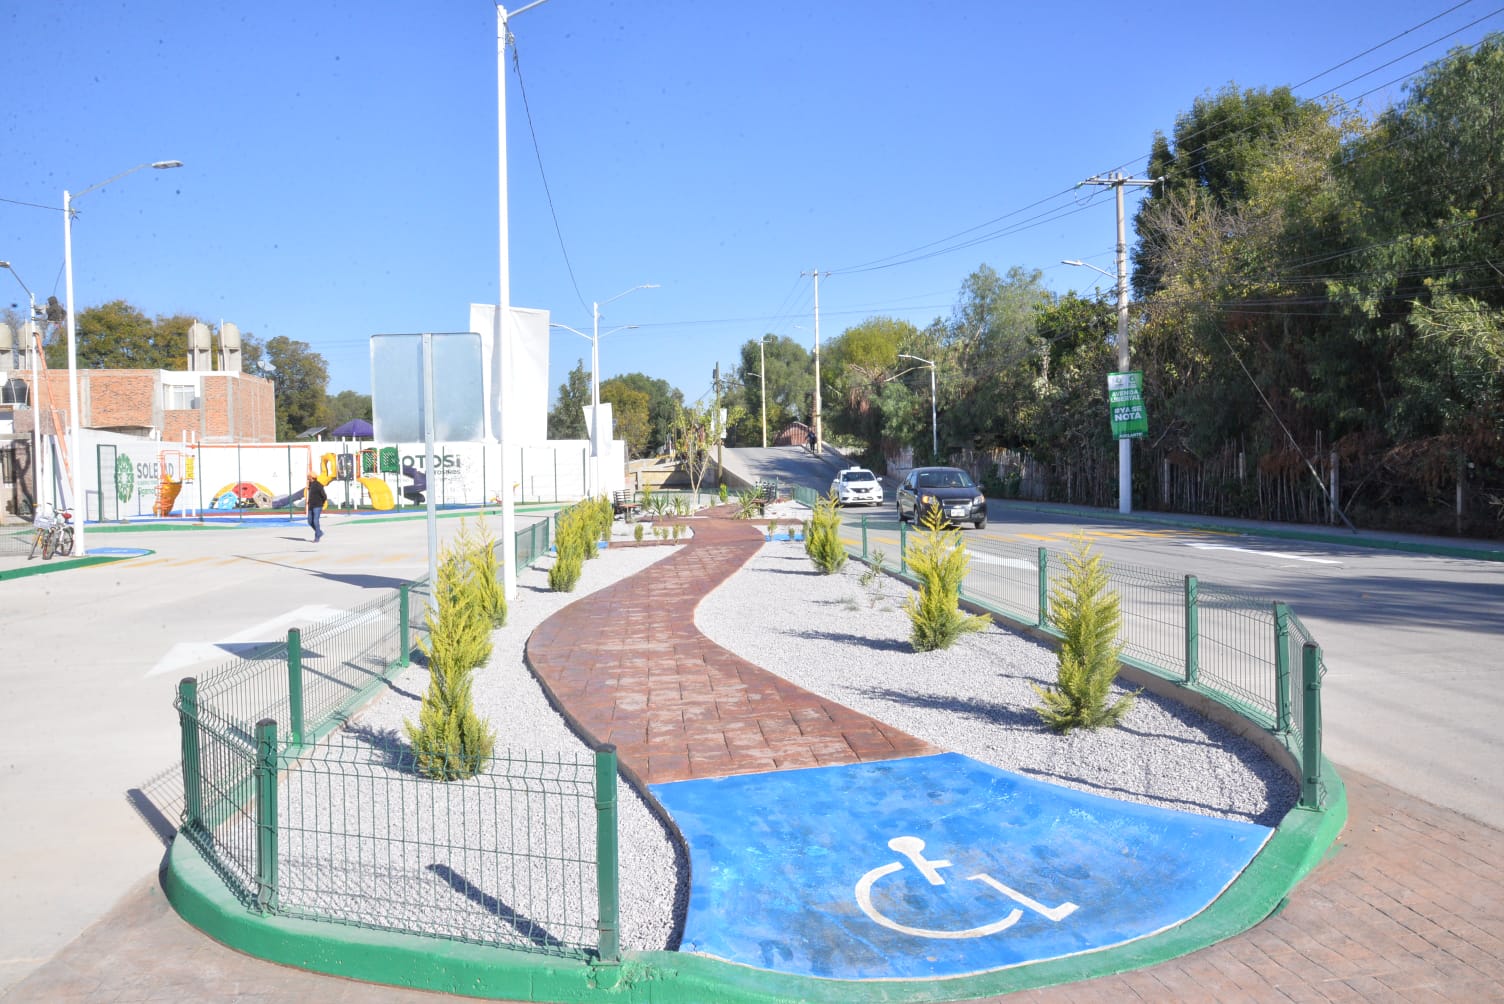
[173,518,621,961]
[857,516,1330,809]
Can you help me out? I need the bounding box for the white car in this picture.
[830,467,884,506]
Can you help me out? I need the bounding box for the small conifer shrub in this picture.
[904,508,990,651]
[804,492,847,574]
[1032,535,1137,732]
[405,546,496,780]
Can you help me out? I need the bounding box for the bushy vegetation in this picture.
[803,492,847,574]
[903,508,990,651]
[548,502,594,592]
[1032,536,1136,732]
[457,514,506,627]
[405,537,497,780]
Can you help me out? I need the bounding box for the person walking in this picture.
[306,473,328,543]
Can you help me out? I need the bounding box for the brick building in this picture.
[1,366,275,518]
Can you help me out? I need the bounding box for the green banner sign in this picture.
[1108,370,1148,439]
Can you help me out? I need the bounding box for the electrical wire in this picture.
[510,39,589,315]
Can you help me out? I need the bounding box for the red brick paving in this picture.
[525,510,938,786]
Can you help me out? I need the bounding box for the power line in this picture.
[510,39,588,314]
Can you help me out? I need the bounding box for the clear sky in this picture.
[4,1,1499,408]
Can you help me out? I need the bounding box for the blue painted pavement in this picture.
[650,752,1272,980]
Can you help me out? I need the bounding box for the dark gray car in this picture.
[895,466,987,529]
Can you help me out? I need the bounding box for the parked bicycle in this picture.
[28,506,74,560]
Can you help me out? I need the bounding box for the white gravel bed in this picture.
[695,539,1299,828]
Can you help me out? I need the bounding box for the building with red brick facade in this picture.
[1,366,274,517]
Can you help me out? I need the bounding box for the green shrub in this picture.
[903,508,990,651]
[1032,536,1136,732]
[548,504,589,592]
[804,492,847,574]
[459,514,506,627]
[718,483,729,502]
[405,546,495,780]
[735,489,764,519]
[633,522,644,542]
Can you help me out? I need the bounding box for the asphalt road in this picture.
[721,445,1504,832]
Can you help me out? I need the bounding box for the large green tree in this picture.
[265,335,329,440]
[45,300,182,370]
[547,359,591,440]
[729,334,812,446]
[604,372,681,454]
[599,378,651,457]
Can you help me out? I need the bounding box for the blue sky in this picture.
[4,1,1500,407]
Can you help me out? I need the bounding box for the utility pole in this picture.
[802,269,824,455]
[713,362,723,487]
[1080,172,1156,514]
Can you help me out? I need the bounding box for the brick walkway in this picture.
[525,512,938,786]
[7,507,1502,1001]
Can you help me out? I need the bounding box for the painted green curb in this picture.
[0,552,137,580]
[163,765,1345,1003]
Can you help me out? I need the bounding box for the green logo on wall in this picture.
[115,455,136,503]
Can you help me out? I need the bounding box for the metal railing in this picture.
[173,518,622,961]
[859,516,1330,809]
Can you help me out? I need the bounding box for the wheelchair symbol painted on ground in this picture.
[854,835,1078,940]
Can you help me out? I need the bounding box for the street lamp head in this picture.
[152,161,184,169]
[0,261,11,269]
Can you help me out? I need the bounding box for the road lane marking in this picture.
[1184,542,1341,565]
[145,604,351,677]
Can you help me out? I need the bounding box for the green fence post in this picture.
[861,515,869,561]
[1273,602,1292,733]
[177,678,203,834]
[1300,642,1324,809]
[1036,547,1049,628]
[899,521,908,575]
[594,745,620,965]
[1184,575,1200,686]
[254,718,279,913]
[398,585,411,667]
[286,629,305,747]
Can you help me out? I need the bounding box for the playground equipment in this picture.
[154,450,184,516]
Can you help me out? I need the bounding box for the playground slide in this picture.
[360,477,395,511]
[271,487,305,509]
[401,464,427,504]
[155,480,184,516]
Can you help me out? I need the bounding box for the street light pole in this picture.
[63,160,182,556]
[0,262,44,514]
[802,269,824,455]
[897,353,937,459]
[496,0,552,600]
[758,334,774,449]
[1077,173,1155,515]
[589,283,657,496]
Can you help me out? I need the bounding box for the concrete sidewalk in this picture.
[5,507,1502,1001]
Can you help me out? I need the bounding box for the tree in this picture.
[671,399,723,498]
[46,300,172,370]
[599,378,651,457]
[824,317,916,460]
[547,359,590,440]
[326,389,372,427]
[264,335,329,440]
[603,372,681,454]
[938,265,1050,450]
[730,335,811,445]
